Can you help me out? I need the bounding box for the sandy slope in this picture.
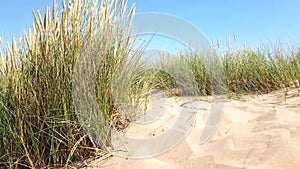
[84,88,300,169]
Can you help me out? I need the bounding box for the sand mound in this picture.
[85,88,300,169]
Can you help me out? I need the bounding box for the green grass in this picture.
[0,0,299,168]
[157,44,300,98]
[222,44,300,95]
[0,0,139,168]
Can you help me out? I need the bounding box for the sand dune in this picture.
[85,88,300,169]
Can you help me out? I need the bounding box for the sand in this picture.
[83,87,300,169]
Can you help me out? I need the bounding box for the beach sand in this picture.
[84,88,300,169]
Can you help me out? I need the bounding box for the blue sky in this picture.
[129,0,300,50]
[0,0,53,43]
[1,0,300,51]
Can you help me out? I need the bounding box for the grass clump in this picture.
[222,44,300,95]
[149,44,300,98]
[0,0,139,168]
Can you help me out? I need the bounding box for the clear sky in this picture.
[0,0,53,44]
[1,0,300,50]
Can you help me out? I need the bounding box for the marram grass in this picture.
[0,0,138,168]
